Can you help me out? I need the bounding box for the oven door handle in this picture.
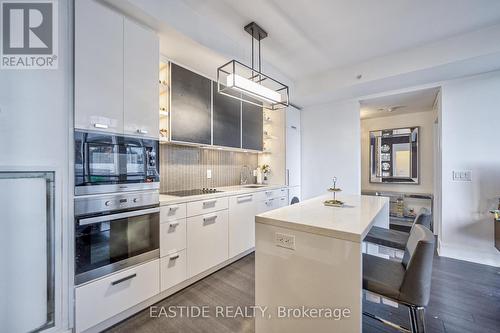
[78,207,160,226]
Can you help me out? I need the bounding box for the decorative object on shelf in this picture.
[260,164,270,184]
[159,128,168,139]
[216,22,289,110]
[256,168,263,184]
[324,176,344,207]
[395,196,405,218]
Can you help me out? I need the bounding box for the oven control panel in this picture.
[75,191,159,216]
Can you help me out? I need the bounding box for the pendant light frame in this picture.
[216,22,290,110]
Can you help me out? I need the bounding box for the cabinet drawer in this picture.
[75,259,159,332]
[255,188,287,201]
[187,197,228,217]
[187,210,229,278]
[278,196,288,208]
[160,218,186,256]
[160,250,187,292]
[161,203,187,222]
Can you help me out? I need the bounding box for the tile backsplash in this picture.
[160,144,258,192]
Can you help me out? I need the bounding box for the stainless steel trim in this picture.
[79,207,160,226]
[0,171,56,331]
[75,182,160,196]
[75,190,159,216]
[237,194,253,203]
[75,250,159,285]
[111,273,137,286]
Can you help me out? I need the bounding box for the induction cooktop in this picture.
[162,188,222,197]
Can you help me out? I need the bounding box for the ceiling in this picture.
[360,87,440,119]
[177,0,500,81]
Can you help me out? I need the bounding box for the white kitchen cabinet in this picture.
[124,18,159,138]
[277,196,288,208]
[160,250,187,292]
[257,198,277,214]
[161,203,187,222]
[187,210,229,278]
[160,218,187,256]
[75,259,159,333]
[187,196,229,217]
[286,107,301,187]
[75,0,124,133]
[228,193,257,258]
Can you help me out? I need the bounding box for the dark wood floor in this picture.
[106,253,500,333]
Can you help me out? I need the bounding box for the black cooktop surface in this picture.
[162,188,222,197]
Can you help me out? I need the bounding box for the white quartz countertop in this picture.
[256,194,389,243]
[159,184,286,206]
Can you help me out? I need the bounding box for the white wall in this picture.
[301,100,360,199]
[439,71,500,266]
[361,111,435,194]
[0,1,73,331]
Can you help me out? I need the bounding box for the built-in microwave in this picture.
[74,191,160,285]
[74,130,159,195]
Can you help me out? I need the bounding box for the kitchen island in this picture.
[255,194,389,333]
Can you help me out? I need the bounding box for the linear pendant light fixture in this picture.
[217,22,289,110]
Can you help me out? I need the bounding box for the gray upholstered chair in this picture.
[364,208,432,251]
[363,224,435,333]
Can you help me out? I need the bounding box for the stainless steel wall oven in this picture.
[74,191,160,285]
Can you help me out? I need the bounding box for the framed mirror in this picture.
[369,127,419,184]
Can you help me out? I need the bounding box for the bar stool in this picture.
[364,208,431,251]
[362,224,435,333]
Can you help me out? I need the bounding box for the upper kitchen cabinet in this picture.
[75,0,124,133]
[242,98,264,151]
[123,18,159,138]
[212,82,241,148]
[170,64,212,145]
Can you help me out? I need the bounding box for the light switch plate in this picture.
[206,169,212,179]
[452,170,472,182]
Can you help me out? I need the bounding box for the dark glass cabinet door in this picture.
[170,64,211,145]
[242,98,263,151]
[213,82,241,148]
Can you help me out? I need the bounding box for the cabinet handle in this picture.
[169,254,180,260]
[291,125,297,130]
[111,273,137,286]
[286,169,290,186]
[169,205,179,211]
[137,129,148,134]
[237,194,253,202]
[203,215,218,222]
[265,191,273,196]
[94,123,108,129]
[169,221,179,228]
[203,200,217,207]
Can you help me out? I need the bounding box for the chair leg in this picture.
[408,306,426,333]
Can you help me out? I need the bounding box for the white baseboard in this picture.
[438,241,500,267]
